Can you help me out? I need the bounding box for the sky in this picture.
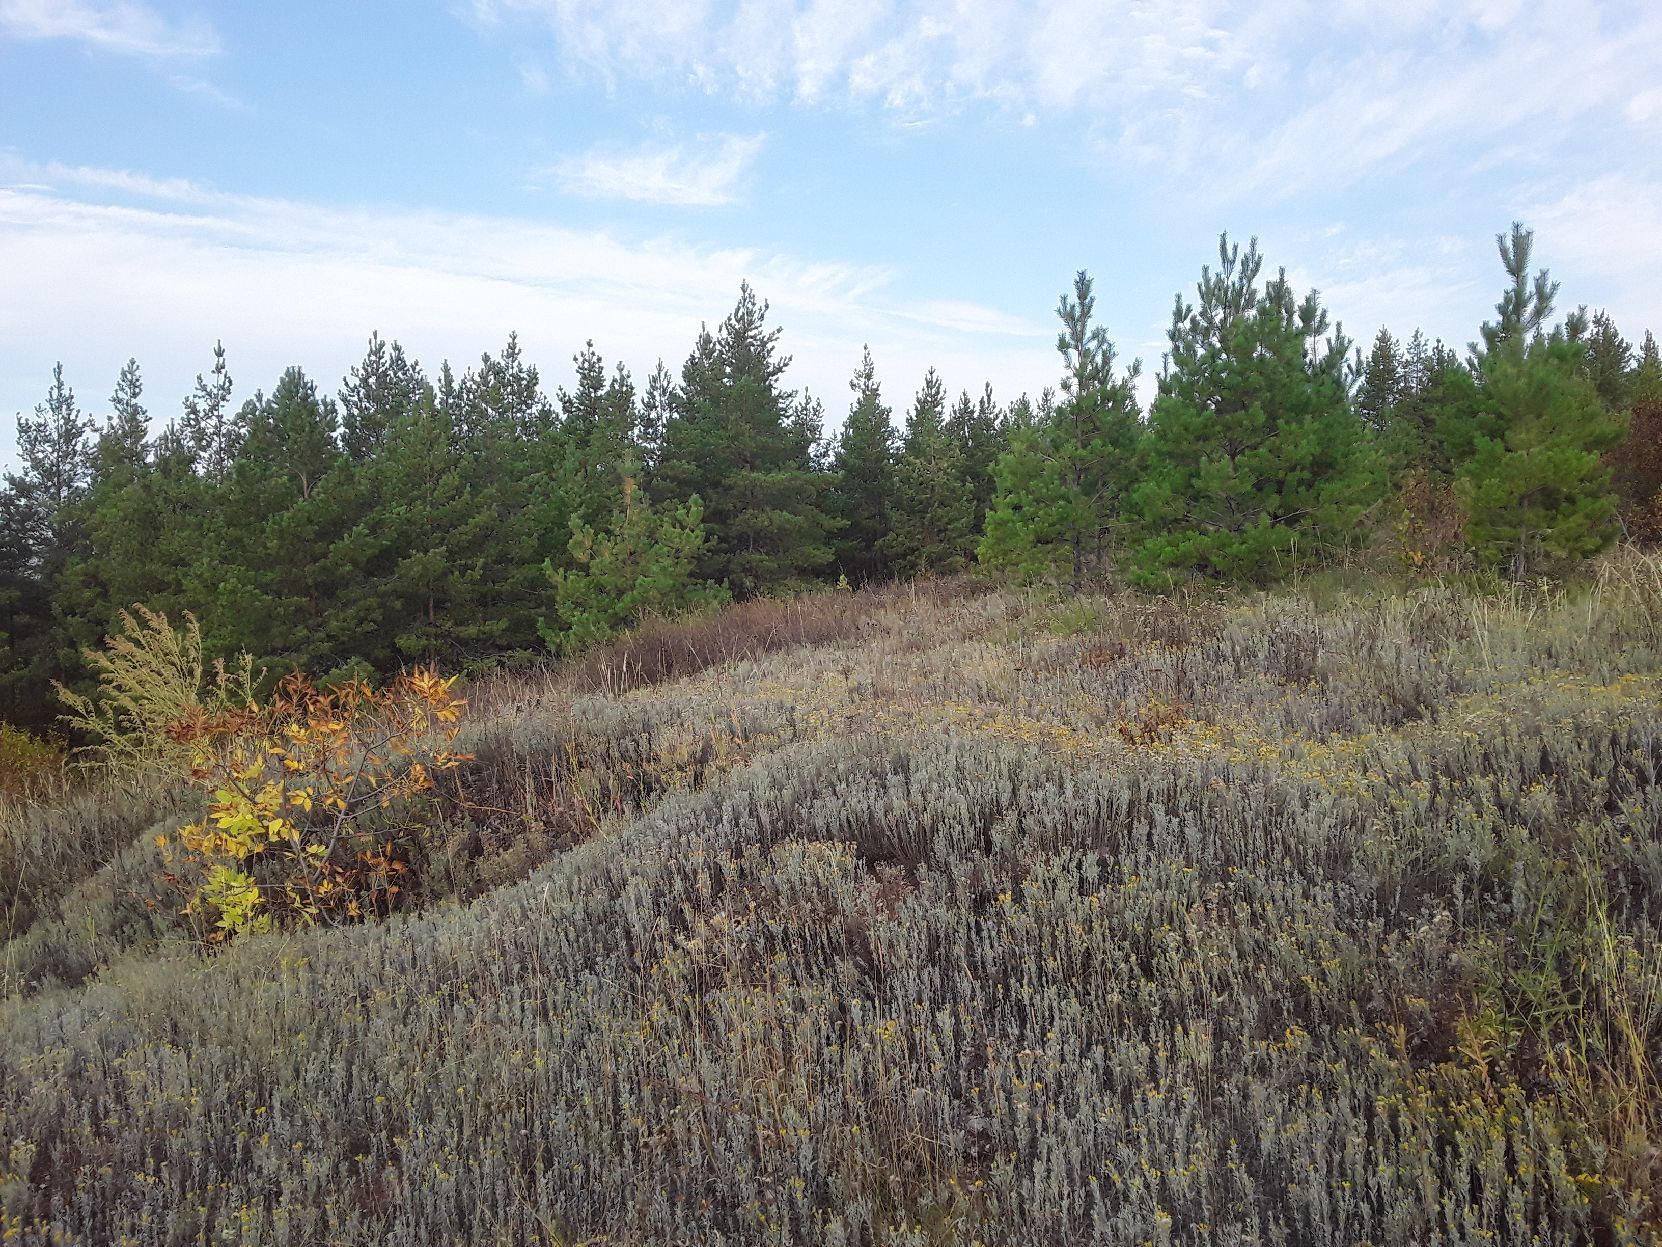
[2,0,1659,471]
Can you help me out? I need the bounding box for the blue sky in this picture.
[2,0,1659,470]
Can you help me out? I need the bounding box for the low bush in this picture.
[0,725,62,803]
[555,578,980,698]
[164,668,471,939]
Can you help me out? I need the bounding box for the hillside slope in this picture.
[3,573,1661,1244]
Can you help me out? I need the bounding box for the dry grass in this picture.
[2,561,1661,1244]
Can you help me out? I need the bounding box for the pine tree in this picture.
[1054,271,1143,586]
[653,284,834,596]
[1478,222,1560,358]
[208,367,351,667]
[978,414,1076,583]
[1411,339,1482,478]
[1611,333,1662,534]
[980,272,1142,588]
[0,486,37,719]
[946,383,1004,529]
[340,333,427,462]
[451,336,567,652]
[103,359,150,472]
[556,342,637,531]
[0,364,96,723]
[7,364,95,553]
[180,341,239,483]
[1582,310,1634,410]
[884,368,975,577]
[1458,224,1626,574]
[58,359,159,658]
[828,347,898,585]
[1133,236,1377,584]
[370,384,499,665]
[454,333,554,444]
[1357,329,1403,436]
[540,464,725,656]
[787,389,829,474]
[636,360,675,476]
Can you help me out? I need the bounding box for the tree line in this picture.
[3,223,1656,729]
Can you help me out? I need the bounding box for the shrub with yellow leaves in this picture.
[161,667,471,939]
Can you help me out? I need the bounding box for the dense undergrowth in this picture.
[2,564,1661,1244]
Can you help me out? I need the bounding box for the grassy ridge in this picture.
[2,567,1660,1244]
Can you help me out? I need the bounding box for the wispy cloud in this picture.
[1519,173,1662,325]
[468,0,1237,116]
[1226,2,1662,200]
[553,133,766,207]
[464,0,1662,196]
[516,60,549,94]
[165,73,246,110]
[0,164,1054,461]
[0,0,219,59]
[3,158,224,204]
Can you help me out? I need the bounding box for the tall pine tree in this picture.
[981,272,1141,588]
[828,347,897,585]
[180,342,238,484]
[653,284,834,596]
[1,364,95,724]
[1458,224,1625,574]
[884,368,975,577]
[1133,236,1377,584]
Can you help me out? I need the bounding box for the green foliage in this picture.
[1133,235,1379,585]
[654,284,835,596]
[540,468,727,657]
[340,331,427,462]
[554,339,638,531]
[0,363,96,726]
[364,376,499,666]
[945,383,1005,527]
[179,341,238,483]
[828,346,898,585]
[1582,309,1634,410]
[979,406,1073,583]
[1459,338,1626,572]
[1459,225,1627,574]
[883,368,976,577]
[0,724,62,802]
[1613,335,1662,536]
[981,272,1140,588]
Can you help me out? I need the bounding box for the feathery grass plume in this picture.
[53,604,259,777]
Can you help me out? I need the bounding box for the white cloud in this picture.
[1627,88,1662,126]
[1518,173,1662,331]
[10,159,223,204]
[463,0,1662,196]
[0,0,218,59]
[517,60,550,93]
[165,72,246,109]
[1230,2,1662,199]
[553,133,767,206]
[470,0,1236,115]
[0,165,1055,468]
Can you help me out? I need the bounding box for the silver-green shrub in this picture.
[2,574,1659,1243]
